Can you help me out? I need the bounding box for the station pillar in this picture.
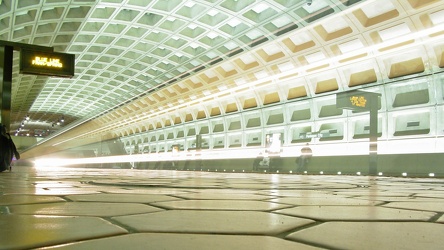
[337,90,381,176]
[369,96,378,175]
[0,45,13,130]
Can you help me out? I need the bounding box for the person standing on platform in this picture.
[0,124,20,172]
[296,143,312,173]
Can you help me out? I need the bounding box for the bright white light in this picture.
[379,23,411,41]
[246,30,263,40]
[277,62,295,72]
[361,0,396,19]
[207,32,218,39]
[338,39,364,54]
[320,171,324,174]
[207,9,219,17]
[429,10,444,25]
[220,63,235,72]
[429,173,435,177]
[378,172,383,176]
[34,147,265,168]
[305,51,326,64]
[234,78,247,85]
[322,17,348,33]
[402,172,408,177]
[34,137,444,171]
[254,70,269,79]
[357,172,361,175]
[263,44,282,56]
[337,171,342,175]
[272,16,291,28]
[238,54,257,64]
[252,3,269,13]
[224,41,238,50]
[227,18,241,27]
[217,85,228,91]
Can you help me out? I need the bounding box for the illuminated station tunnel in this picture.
[3,1,444,250]
[2,0,444,176]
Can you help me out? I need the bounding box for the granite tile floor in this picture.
[1,165,444,249]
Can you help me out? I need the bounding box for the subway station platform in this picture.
[1,164,444,249]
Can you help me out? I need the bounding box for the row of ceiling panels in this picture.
[112,74,442,140]
[105,85,436,142]
[119,107,439,153]
[99,52,443,139]
[87,0,444,140]
[125,81,434,133]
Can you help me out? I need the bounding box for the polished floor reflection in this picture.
[1,165,444,249]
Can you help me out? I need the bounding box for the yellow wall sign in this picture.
[20,49,75,77]
[350,95,367,108]
[337,90,380,111]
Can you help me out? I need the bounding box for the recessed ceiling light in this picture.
[338,39,364,54]
[252,3,269,14]
[220,63,235,72]
[430,10,444,25]
[277,62,295,72]
[321,17,348,33]
[271,16,291,28]
[245,30,263,40]
[207,9,219,17]
[207,32,218,39]
[263,44,281,55]
[227,18,241,28]
[305,51,326,63]
[379,23,411,41]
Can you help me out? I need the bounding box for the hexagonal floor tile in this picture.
[112,210,314,234]
[43,233,322,250]
[270,197,383,206]
[153,200,290,211]
[275,206,435,221]
[0,194,65,205]
[286,222,444,249]
[66,193,182,203]
[0,214,127,250]
[383,201,444,213]
[9,202,163,217]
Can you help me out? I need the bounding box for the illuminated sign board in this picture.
[20,49,75,77]
[336,90,380,111]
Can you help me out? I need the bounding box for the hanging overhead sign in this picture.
[20,49,75,78]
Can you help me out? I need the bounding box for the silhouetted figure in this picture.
[253,152,270,171]
[0,124,20,172]
[296,143,312,173]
